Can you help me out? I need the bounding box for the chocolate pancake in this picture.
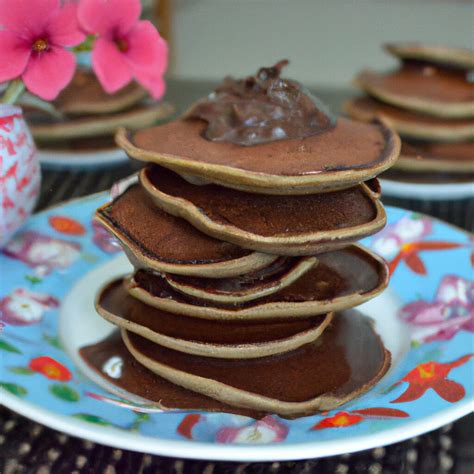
[122,310,391,417]
[80,331,264,418]
[54,70,148,116]
[96,279,333,359]
[116,118,400,195]
[355,64,474,118]
[384,43,474,70]
[396,141,474,173]
[126,244,389,319]
[345,97,474,142]
[30,102,174,142]
[165,256,317,303]
[140,166,386,256]
[96,185,277,278]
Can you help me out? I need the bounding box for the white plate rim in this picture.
[380,178,474,201]
[38,148,129,170]
[1,388,472,461]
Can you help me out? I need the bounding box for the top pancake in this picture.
[117,117,400,195]
[385,43,474,70]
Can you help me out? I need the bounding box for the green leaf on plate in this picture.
[81,252,99,263]
[0,339,22,354]
[25,275,42,284]
[72,413,112,426]
[49,384,80,402]
[0,382,27,397]
[43,333,63,350]
[411,340,421,349]
[8,367,35,375]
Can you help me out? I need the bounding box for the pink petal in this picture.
[133,67,166,99]
[0,31,31,82]
[0,0,59,37]
[78,0,141,36]
[22,46,76,100]
[48,2,85,46]
[126,21,168,73]
[91,37,132,94]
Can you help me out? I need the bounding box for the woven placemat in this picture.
[1,406,473,474]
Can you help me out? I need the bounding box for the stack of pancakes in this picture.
[345,43,474,183]
[24,70,174,155]
[82,64,401,418]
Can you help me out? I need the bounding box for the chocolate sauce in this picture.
[79,311,390,417]
[133,245,387,309]
[186,60,336,146]
[79,331,262,418]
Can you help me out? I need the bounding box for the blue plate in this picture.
[0,193,472,461]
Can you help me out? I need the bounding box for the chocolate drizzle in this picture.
[186,60,336,146]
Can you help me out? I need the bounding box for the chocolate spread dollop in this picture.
[186,60,337,146]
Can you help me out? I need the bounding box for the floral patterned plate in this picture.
[1,193,473,462]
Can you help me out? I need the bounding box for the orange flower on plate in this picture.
[391,354,473,403]
[49,216,85,235]
[29,356,72,381]
[311,411,364,430]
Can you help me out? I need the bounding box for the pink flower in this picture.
[400,275,474,343]
[0,288,59,326]
[78,0,168,99]
[372,215,432,259]
[92,220,122,254]
[2,231,81,275]
[0,0,85,100]
[216,416,288,444]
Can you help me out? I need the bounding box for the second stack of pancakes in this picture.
[346,43,474,183]
[91,62,401,418]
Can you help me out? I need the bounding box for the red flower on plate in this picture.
[49,216,85,236]
[310,407,409,430]
[29,356,72,381]
[391,354,474,404]
[388,241,464,276]
[311,411,364,430]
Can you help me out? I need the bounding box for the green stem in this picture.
[1,79,25,105]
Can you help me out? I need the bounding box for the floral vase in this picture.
[0,104,41,248]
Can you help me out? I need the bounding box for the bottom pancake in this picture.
[79,331,264,418]
[79,311,390,418]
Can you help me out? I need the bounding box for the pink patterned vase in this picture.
[0,105,41,248]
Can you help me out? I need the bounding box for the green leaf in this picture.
[49,384,80,402]
[381,383,400,395]
[0,382,27,397]
[130,412,151,431]
[81,252,99,263]
[25,275,42,284]
[43,334,63,350]
[73,413,112,426]
[0,339,22,354]
[8,367,35,375]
